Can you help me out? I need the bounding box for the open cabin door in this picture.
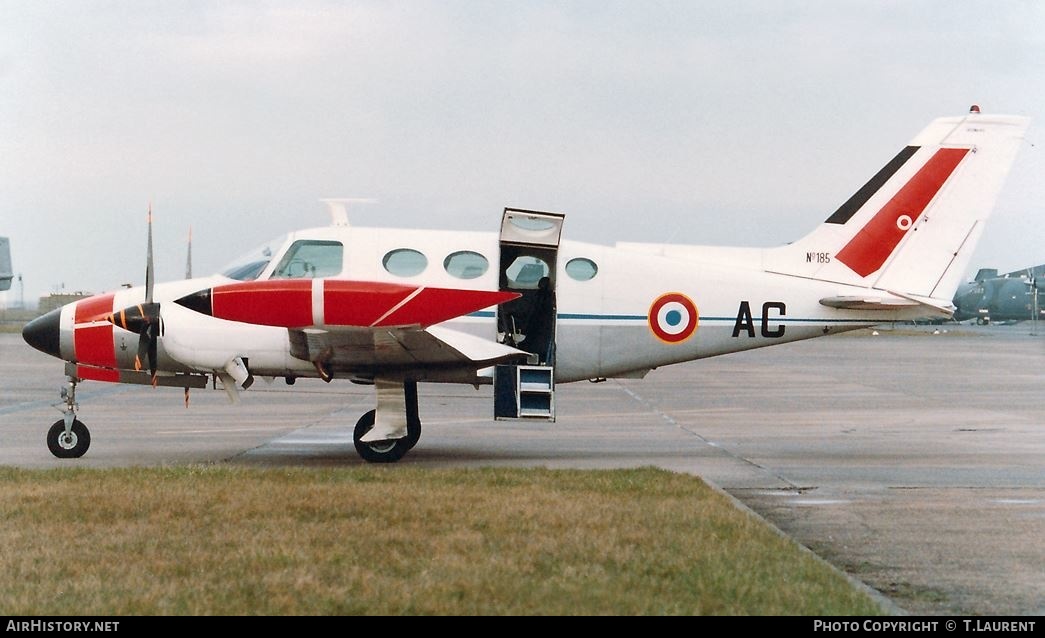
[494,208,564,421]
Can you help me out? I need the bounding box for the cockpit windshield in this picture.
[219,234,287,281]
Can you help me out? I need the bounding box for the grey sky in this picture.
[2,1,1043,304]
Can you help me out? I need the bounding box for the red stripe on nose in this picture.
[73,294,117,367]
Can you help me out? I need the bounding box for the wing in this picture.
[290,324,528,378]
[172,278,526,380]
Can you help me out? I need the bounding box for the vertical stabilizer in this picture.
[765,109,1029,301]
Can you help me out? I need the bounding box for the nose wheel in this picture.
[47,419,91,458]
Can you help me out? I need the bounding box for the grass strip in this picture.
[0,465,883,615]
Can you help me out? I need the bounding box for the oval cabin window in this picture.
[443,251,489,280]
[382,248,428,277]
[565,257,598,281]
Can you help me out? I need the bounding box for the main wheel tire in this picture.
[46,419,91,459]
[404,414,422,451]
[352,409,421,463]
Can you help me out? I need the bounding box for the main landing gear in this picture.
[352,380,422,463]
[47,377,91,459]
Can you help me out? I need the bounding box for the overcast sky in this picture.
[2,1,1043,305]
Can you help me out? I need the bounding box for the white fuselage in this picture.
[53,223,924,386]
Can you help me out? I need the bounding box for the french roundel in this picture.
[648,293,698,344]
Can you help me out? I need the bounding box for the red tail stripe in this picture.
[836,147,970,278]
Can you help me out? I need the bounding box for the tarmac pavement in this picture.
[1,326,1042,615]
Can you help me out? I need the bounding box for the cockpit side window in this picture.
[220,235,286,281]
[224,259,270,282]
[271,240,344,279]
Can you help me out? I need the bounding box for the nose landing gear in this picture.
[47,376,91,459]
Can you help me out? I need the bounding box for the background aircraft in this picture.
[0,237,11,292]
[953,265,1044,324]
[22,109,1031,462]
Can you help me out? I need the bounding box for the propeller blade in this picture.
[112,209,162,383]
[135,325,150,372]
[145,203,155,304]
[113,301,160,381]
[146,321,159,381]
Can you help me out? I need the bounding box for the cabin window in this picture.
[383,248,428,277]
[505,256,549,290]
[565,257,598,281]
[271,240,344,279]
[443,251,489,280]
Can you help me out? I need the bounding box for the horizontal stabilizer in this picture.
[819,293,954,317]
[819,296,918,310]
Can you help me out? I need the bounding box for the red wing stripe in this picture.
[375,288,518,327]
[836,147,970,278]
[211,280,314,328]
[205,280,517,328]
[324,281,416,327]
[369,287,424,327]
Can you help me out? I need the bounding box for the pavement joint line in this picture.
[614,381,803,490]
[0,400,55,417]
[0,382,131,417]
[224,399,370,462]
[711,481,909,617]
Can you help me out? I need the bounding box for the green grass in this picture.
[0,466,883,615]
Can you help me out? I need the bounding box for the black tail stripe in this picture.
[825,145,920,225]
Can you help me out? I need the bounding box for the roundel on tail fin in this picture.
[835,147,971,278]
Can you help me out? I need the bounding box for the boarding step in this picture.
[493,364,555,421]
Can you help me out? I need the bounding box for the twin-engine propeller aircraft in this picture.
[23,108,1030,462]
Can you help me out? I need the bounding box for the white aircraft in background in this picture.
[23,107,1029,462]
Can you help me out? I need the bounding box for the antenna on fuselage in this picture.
[320,198,378,227]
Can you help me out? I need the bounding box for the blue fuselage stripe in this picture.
[469,310,879,324]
